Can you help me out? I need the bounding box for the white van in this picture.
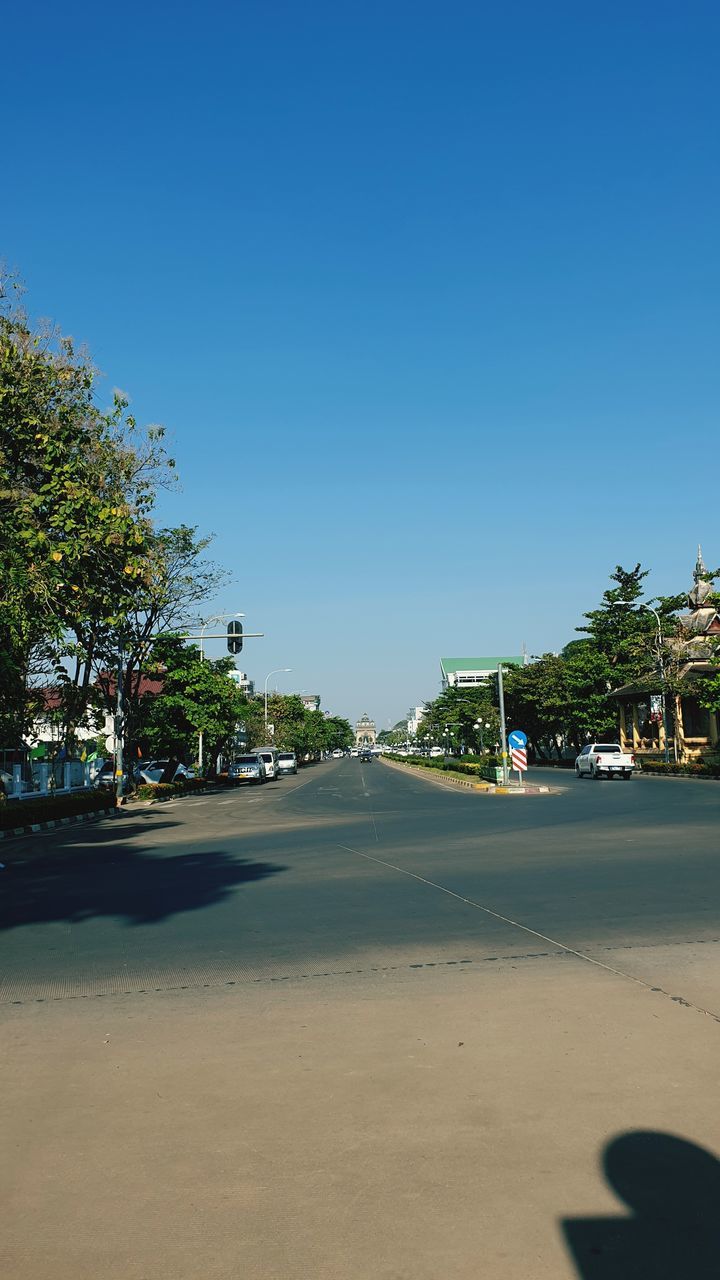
[251,747,280,780]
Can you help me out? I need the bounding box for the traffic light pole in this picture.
[189,624,264,772]
[115,644,125,808]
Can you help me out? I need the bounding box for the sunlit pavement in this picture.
[2,760,719,1278]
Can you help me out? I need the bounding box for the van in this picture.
[251,747,280,780]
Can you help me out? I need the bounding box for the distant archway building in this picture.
[355,714,377,747]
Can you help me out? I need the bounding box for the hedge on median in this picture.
[390,754,499,782]
[0,788,116,830]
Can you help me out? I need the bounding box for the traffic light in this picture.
[227,620,243,654]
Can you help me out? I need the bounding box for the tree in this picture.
[132,637,247,765]
[94,525,229,750]
[415,687,499,753]
[0,279,174,745]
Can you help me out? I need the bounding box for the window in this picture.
[682,698,710,738]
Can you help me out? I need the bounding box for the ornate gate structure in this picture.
[355,714,377,747]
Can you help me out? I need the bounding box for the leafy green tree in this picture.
[0,280,173,745]
[94,525,228,749]
[132,637,246,764]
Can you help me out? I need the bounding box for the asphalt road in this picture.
[2,759,720,1279]
[2,757,719,1002]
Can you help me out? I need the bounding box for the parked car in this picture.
[575,743,636,780]
[94,761,132,792]
[277,752,298,776]
[140,760,196,784]
[251,748,280,780]
[228,754,267,785]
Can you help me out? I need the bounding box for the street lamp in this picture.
[453,696,493,755]
[473,720,492,754]
[264,668,292,739]
[618,602,670,763]
[197,612,244,772]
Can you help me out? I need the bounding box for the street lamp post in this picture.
[618,602,671,764]
[264,668,292,739]
[644,605,671,764]
[453,696,493,756]
[198,612,244,772]
[473,720,492,754]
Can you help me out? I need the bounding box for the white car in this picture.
[575,743,635,780]
[332,749,344,759]
[349,748,359,758]
[277,752,298,776]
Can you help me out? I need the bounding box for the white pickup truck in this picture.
[575,743,636,780]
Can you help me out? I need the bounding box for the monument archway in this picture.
[355,714,377,747]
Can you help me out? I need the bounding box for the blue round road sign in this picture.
[508,730,527,749]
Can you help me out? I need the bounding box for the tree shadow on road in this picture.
[561,1130,720,1277]
[0,831,286,929]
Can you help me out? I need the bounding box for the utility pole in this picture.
[264,669,292,738]
[115,643,125,808]
[497,663,509,785]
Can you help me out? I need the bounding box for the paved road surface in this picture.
[2,759,719,1278]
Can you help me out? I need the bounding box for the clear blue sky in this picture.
[4,1,719,727]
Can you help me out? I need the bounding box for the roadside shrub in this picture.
[639,759,720,779]
[134,778,210,802]
[0,789,115,830]
[390,755,495,782]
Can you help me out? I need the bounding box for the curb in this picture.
[381,757,554,795]
[125,783,218,808]
[0,783,221,842]
[0,806,118,841]
[380,757,493,792]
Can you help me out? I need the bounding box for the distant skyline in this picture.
[4,1,718,726]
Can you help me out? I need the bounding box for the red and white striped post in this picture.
[510,746,527,783]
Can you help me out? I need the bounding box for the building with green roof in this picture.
[440,657,524,690]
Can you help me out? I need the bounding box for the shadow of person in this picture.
[562,1130,720,1278]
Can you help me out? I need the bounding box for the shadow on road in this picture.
[561,1130,720,1277]
[0,833,286,929]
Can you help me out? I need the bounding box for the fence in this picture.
[0,749,101,800]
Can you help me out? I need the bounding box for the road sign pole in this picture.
[497,663,509,785]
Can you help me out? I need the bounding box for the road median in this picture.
[380,755,555,795]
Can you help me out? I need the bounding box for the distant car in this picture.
[359,749,373,763]
[429,747,444,758]
[277,752,298,775]
[575,743,635,780]
[332,748,344,759]
[349,748,359,758]
[228,754,267,785]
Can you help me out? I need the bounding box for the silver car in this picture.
[277,752,298,776]
[228,754,267,785]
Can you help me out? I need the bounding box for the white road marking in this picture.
[336,841,720,1019]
